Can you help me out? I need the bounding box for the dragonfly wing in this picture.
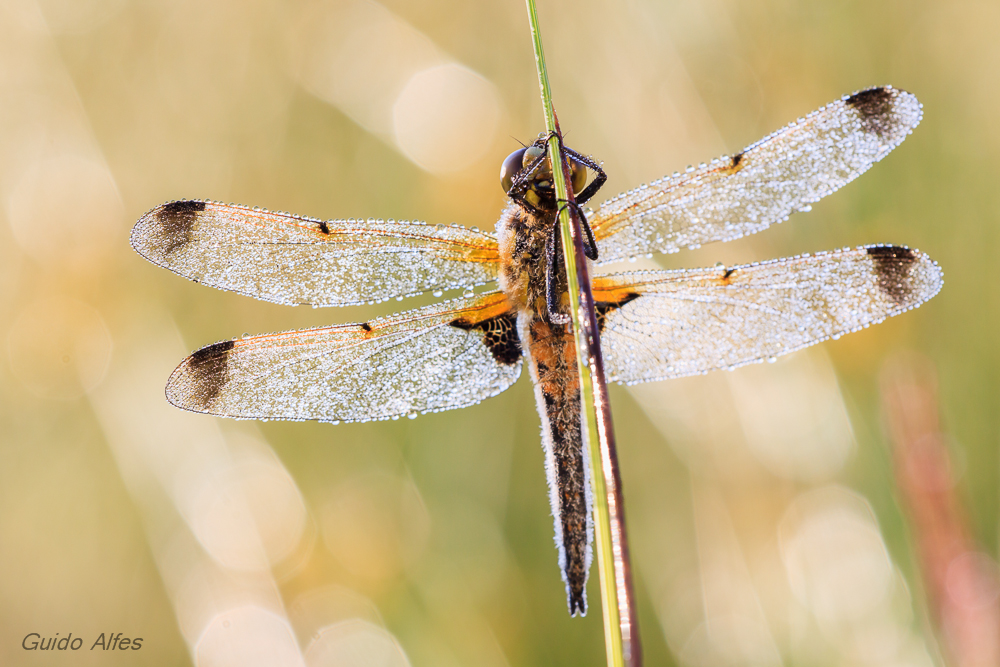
[166,291,522,422]
[591,87,922,263]
[131,200,500,306]
[593,245,942,384]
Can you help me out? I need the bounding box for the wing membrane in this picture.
[594,245,942,384]
[131,200,500,306]
[591,87,922,263]
[166,291,522,422]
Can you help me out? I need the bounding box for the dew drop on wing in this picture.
[433,290,443,297]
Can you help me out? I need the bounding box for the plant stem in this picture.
[524,2,641,666]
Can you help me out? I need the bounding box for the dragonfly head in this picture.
[501,139,588,209]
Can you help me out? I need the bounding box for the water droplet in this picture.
[392,414,400,421]
[407,411,418,420]
[242,332,250,339]
[799,204,813,213]
[432,290,443,298]
[463,287,475,297]
[331,420,340,426]
[396,296,404,301]
[767,356,778,363]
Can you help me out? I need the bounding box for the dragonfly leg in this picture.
[556,199,599,261]
[562,146,607,205]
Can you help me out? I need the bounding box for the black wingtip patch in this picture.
[155,200,206,255]
[867,245,917,306]
[176,339,235,410]
[360,322,372,332]
[595,292,640,333]
[451,312,522,366]
[318,220,330,234]
[846,87,895,137]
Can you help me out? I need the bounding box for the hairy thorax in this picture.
[495,201,556,317]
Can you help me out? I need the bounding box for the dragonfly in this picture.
[131,86,942,616]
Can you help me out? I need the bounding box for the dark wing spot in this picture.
[846,87,895,138]
[156,200,206,255]
[595,292,640,333]
[723,267,737,280]
[867,245,917,306]
[175,339,235,410]
[318,220,330,234]
[721,151,745,175]
[360,322,372,332]
[451,312,522,366]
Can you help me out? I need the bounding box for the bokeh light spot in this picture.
[320,473,430,584]
[392,64,501,174]
[6,153,122,265]
[7,295,112,399]
[196,606,305,667]
[780,487,894,631]
[305,619,410,667]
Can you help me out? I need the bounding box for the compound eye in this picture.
[522,145,546,168]
[570,158,588,195]
[500,148,527,194]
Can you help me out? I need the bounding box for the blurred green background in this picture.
[1,0,996,665]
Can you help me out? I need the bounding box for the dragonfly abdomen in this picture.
[518,311,593,616]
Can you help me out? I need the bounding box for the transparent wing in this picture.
[166,291,522,422]
[593,245,942,384]
[131,200,500,306]
[591,87,922,263]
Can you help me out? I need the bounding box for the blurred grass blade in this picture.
[882,354,1000,667]
[524,2,641,666]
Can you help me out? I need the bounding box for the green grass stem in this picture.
[524,3,641,666]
